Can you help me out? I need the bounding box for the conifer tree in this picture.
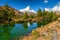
[37,9,42,17]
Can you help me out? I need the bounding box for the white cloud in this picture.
[44,0,48,3]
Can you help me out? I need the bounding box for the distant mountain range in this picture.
[45,2,60,12]
[19,2,60,13]
[0,2,60,17]
[19,6,36,13]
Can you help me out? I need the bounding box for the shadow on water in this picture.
[10,22,38,40]
[0,23,15,40]
[23,23,28,30]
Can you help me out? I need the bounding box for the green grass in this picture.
[31,30,40,39]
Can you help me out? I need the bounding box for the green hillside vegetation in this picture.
[0,3,60,40]
[0,3,16,23]
[0,3,59,24]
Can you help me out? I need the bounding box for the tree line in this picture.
[0,3,59,23]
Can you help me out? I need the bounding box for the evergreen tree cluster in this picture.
[0,3,59,23]
[0,3,15,23]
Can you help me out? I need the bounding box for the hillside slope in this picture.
[0,6,22,16]
[19,20,60,40]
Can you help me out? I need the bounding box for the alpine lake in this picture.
[0,21,48,40]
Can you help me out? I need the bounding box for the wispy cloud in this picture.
[44,0,48,3]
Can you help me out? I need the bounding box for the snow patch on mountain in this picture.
[45,8,50,12]
[45,2,60,12]
[20,6,36,13]
[51,2,60,12]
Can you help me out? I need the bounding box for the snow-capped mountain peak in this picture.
[20,6,36,13]
[45,8,50,12]
[45,2,60,12]
[24,6,30,10]
[51,2,60,12]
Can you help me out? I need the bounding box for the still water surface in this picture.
[0,22,42,40]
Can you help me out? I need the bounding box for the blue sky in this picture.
[0,0,60,11]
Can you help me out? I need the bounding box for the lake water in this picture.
[0,22,42,40]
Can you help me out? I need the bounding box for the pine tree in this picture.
[22,12,28,19]
[37,9,42,17]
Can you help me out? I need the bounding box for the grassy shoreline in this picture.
[19,20,60,40]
